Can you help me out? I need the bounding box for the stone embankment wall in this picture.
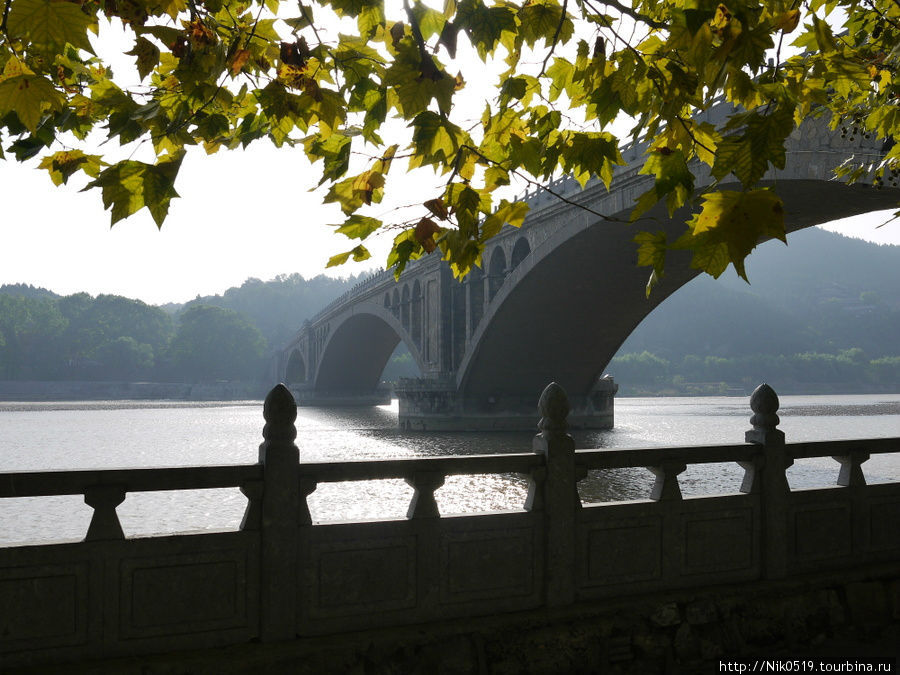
[0,380,268,401]
[8,567,898,674]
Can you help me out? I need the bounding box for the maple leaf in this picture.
[38,150,103,185]
[414,217,441,253]
[126,37,161,81]
[0,63,65,131]
[675,189,786,280]
[6,0,95,54]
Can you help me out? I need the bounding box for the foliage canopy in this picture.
[1,0,897,289]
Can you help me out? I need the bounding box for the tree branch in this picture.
[2,0,12,33]
[460,143,626,223]
[538,0,569,77]
[601,0,666,30]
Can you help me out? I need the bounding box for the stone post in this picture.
[533,382,579,607]
[83,485,126,541]
[258,384,300,641]
[406,471,445,519]
[743,383,791,580]
[833,450,870,554]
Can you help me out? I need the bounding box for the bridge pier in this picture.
[396,376,618,431]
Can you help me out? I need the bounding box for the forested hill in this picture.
[611,228,900,394]
[164,273,361,350]
[0,274,358,384]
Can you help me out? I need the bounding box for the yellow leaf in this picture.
[0,74,64,131]
[710,4,733,30]
[772,9,801,34]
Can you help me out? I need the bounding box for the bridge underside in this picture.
[398,179,897,430]
[297,313,399,406]
[459,179,898,404]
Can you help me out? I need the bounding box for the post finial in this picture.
[538,382,569,432]
[749,383,780,431]
[746,383,784,446]
[263,383,298,442]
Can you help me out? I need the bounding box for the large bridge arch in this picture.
[457,176,899,404]
[313,303,427,393]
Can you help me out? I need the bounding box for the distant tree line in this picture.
[0,292,264,382]
[611,349,900,395]
[0,274,356,383]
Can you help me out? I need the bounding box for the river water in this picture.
[1,394,898,546]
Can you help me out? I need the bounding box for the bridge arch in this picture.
[391,288,400,319]
[468,265,485,336]
[487,247,507,301]
[285,348,306,384]
[401,284,411,332]
[457,175,899,405]
[412,280,423,348]
[510,237,531,270]
[313,302,426,394]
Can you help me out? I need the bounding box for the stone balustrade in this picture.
[1,383,898,671]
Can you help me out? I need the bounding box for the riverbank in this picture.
[616,381,900,397]
[0,380,268,402]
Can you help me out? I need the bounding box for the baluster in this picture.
[833,449,869,555]
[239,479,263,531]
[533,382,577,607]
[648,461,687,501]
[84,485,126,541]
[406,471,445,519]
[298,475,318,525]
[833,450,869,487]
[524,466,546,512]
[744,383,791,579]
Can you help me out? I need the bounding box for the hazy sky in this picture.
[1,22,898,305]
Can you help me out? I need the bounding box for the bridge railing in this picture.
[2,383,898,669]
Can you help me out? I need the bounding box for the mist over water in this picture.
[1,394,898,546]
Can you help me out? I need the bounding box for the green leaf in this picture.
[519,0,574,48]
[455,0,517,60]
[676,189,786,279]
[84,154,183,227]
[333,214,383,240]
[481,199,530,240]
[126,37,160,82]
[7,0,95,54]
[712,107,793,187]
[631,147,694,220]
[327,244,371,267]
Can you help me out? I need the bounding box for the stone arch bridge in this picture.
[279,104,897,430]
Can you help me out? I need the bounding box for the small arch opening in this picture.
[401,284,411,332]
[488,247,507,301]
[285,349,306,384]
[511,237,531,269]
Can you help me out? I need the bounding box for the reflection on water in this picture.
[0,394,897,545]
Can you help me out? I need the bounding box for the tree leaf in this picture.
[676,189,786,279]
[38,150,103,185]
[0,69,64,132]
[7,0,95,54]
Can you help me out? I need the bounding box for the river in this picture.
[1,394,898,546]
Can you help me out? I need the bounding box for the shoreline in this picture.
[0,380,269,402]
